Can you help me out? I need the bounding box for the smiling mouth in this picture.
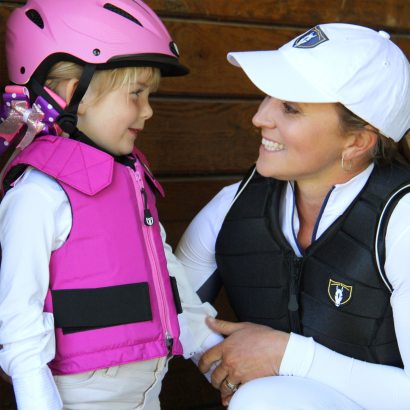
[129,128,141,137]
[261,138,285,151]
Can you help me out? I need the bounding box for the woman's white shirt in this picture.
[176,164,410,409]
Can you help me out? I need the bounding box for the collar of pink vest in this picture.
[11,135,114,196]
[11,135,165,196]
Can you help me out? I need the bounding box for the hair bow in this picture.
[0,85,61,157]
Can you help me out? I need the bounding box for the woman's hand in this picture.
[199,318,290,406]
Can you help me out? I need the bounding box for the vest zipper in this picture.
[129,166,174,354]
[288,255,303,333]
[140,187,154,226]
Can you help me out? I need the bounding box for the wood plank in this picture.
[149,0,410,31]
[159,22,305,97]
[157,177,240,247]
[141,99,260,175]
[158,21,410,97]
[1,6,410,97]
[156,21,410,96]
[157,177,240,221]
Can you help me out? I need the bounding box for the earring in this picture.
[341,154,352,172]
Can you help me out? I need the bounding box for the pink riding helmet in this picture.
[6,0,188,85]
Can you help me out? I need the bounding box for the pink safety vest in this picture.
[8,135,182,375]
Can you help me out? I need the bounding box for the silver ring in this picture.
[225,378,239,392]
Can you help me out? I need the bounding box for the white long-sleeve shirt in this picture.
[0,167,222,410]
[176,164,410,409]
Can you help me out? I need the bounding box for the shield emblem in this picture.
[293,26,329,49]
[328,279,352,307]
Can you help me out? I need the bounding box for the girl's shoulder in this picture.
[14,167,63,193]
[2,167,67,209]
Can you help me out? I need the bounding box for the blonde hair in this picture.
[45,61,161,104]
[336,103,410,166]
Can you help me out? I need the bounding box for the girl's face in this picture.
[252,97,348,185]
[77,77,154,156]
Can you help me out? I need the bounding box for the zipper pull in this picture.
[166,332,174,355]
[288,294,299,311]
[140,187,154,226]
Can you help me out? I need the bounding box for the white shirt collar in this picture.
[281,164,375,256]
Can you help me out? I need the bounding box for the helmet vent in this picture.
[103,4,143,27]
[25,9,44,29]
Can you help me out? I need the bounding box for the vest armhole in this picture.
[375,183,410,293]
[2,164,28,196]
[228,165,257,212]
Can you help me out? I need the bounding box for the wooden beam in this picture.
[1,7,410,97]
[157,177,240,247]
[141,99,260,175]
[149,0,410,31]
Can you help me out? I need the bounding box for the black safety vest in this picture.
[216,163,410,367]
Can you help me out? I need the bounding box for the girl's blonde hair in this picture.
[45,61,161,104]
[337,103,410,166]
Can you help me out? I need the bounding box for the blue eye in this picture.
[283,102,299,114]
[131,88,145,97]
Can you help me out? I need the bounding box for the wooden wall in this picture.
[1,1,410,409]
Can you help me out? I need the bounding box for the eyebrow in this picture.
[130,81,147,88]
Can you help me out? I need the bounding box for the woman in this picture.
[176,23,410,409]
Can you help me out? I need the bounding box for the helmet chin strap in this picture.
[28,63,96,139]
[56,64,96,139]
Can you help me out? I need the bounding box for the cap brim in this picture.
[227,50,335,102]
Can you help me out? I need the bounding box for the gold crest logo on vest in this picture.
[328,279,352,307]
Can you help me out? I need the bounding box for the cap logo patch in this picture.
[293,26,328,49]
[328,279,352,307]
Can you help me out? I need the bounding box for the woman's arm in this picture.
[175,182,239,300]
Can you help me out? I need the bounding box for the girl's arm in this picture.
[0,169,70,410]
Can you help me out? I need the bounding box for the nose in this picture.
[140,98,153,121]
[252,96,276,128]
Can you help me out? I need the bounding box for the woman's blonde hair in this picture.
[337,103,410,166]
[45,61,161,104]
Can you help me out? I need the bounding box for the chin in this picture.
[256,159,275,177]
[256,160,289,181]
[117,146,134,156]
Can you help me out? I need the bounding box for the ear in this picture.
[53,78,85,114]
[342,126,378,163]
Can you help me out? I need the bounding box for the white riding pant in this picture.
[54,357,169,410]
[229,376,363,410]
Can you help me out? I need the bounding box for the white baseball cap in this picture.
[227,23,410,142]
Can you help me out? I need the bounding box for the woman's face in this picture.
[252,97,348,184]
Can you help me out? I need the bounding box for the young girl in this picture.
[0,1,221,409]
